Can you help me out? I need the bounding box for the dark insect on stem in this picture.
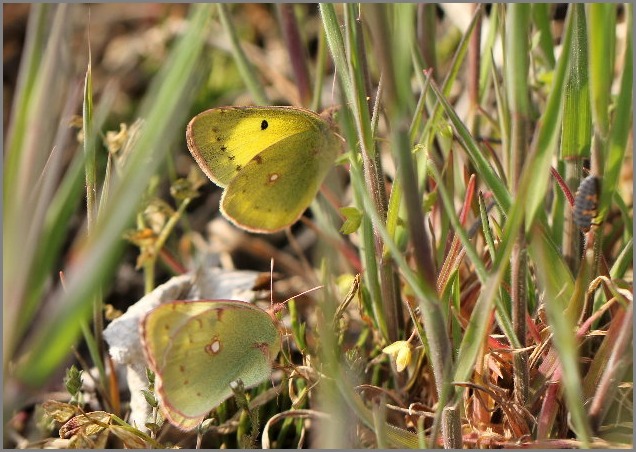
[573,175,600,232]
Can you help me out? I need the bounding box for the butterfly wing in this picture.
[220,123,339,232]
[140,300,280,431]
[186,106,330,187]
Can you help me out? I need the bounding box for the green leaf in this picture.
[339,206,363,234]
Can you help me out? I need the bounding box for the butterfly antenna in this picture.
[270,257,275,309]
[281,285,324,306]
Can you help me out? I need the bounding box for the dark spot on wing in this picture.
[261,119,268,130]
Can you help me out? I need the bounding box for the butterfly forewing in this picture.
[186,106,329,188]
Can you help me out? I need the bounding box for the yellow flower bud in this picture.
[395,345,412,372]
[382,341,413,372]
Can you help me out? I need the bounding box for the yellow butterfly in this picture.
[186,106,340,233]
[140,300,280,430]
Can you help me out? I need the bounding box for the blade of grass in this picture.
[587,3,616,140]
[532,3,556,69]
[523,5,574,230]
[561,4,592,272]
[217,4,268,105]
[277,4,311,106]
[505,3,532,406]
[81,41,108,389]
[598,3,632,221]
[531,228,593,444]
[4,4,52,195]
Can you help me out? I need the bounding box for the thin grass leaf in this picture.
[217,4,268,105]
[587,3,616,137]
[598,3,632,220]
[522,5,574,229]
[478,5,500,104]
[532,3,556,68]
[4,4,52,193]
[560,4,591,161]
[531,235,593,445]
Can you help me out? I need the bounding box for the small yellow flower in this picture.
[382,340,413,372]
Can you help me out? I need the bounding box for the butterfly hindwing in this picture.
[140,300,281,431]
[221,127,339,232]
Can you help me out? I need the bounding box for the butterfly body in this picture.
[140,300,280,430]
[186,106,340,232]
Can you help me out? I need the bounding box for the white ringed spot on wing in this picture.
[267,173,279,185]
[205,336,221,356]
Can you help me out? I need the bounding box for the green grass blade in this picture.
[532,3,556,68]
[217,4,268,105]
[560,4,591,161]
[3,4,51,196]
[599,3,632,221]
[531,231,593,445]
[587,3,616,137]
[522,6,573,229]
